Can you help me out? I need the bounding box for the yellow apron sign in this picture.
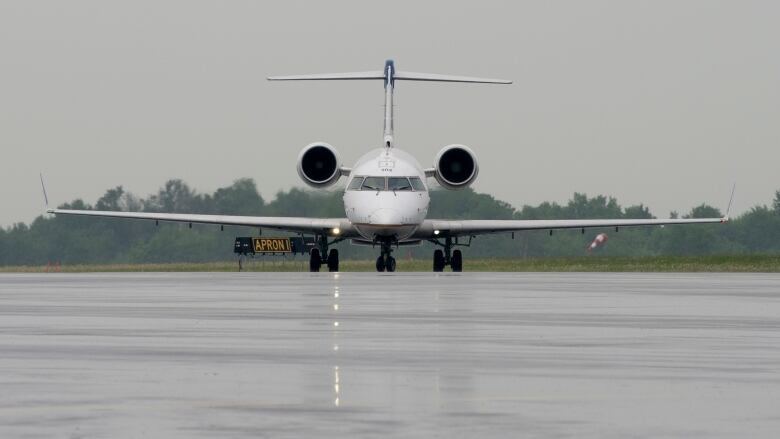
[252,237,293,253]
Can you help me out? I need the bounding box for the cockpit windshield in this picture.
[347,176,364,190]
[361,176,386,191]
[409,177,426,191]
[347,176,427,192]
[388,177,412,191]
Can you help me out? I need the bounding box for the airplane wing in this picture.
[46,208,357,237]
[413,217,727,238]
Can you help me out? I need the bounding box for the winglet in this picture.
[39,173,52,213]
[723,182,736,223]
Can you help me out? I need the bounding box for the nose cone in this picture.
[370,208,402,225]
[353,207,418,241]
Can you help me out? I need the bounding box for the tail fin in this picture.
[268,60,511,147]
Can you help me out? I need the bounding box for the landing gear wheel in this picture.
[327,249,339,272]
[376,256,385,272]
[433,249,445,272]
[451,249,463,272]
[385,256,396,272]
[309,248,322,272]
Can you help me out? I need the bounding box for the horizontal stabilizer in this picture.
[268,70,512,84]
[267,71,384,81]
[394,71,511,84]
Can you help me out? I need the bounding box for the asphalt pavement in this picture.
[1,272,779,438]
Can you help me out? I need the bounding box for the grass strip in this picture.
[2,255,780,273]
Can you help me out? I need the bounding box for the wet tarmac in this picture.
[1,272,779,438]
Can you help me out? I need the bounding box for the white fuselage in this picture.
[343,147,430,241]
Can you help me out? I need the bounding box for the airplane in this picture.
[45,60,730,272]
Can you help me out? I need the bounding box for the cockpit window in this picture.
[361,176,386,191]
[347,176,364,190]
[348,176,426,192]
[388,177,412,191]
[409,177,426,191]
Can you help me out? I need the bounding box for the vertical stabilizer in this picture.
[383,60,395,147]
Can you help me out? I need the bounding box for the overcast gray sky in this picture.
[1,1,778,226]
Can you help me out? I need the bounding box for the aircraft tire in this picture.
[451,249,463,272]
[327,249,339,272]
[310,248,321,272]
[433,250,445,272]
[386,256,396,272]
[376,256,385,272]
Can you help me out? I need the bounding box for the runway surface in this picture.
[1,272,779,438]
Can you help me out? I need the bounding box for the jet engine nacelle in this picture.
[433,144,479,190]
[297,142,342,188]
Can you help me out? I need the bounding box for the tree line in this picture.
[1,178,779,265]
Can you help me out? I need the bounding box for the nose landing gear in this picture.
[375,239,396,272]
[375,255,396,272]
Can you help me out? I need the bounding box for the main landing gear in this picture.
[431,236,465,272]
[309,234,343,272]
[375,239,396,272]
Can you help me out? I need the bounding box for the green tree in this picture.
[144,180,205,213]
[4,179,780,266]
[213,178,265,215]
[623,204,654,219]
